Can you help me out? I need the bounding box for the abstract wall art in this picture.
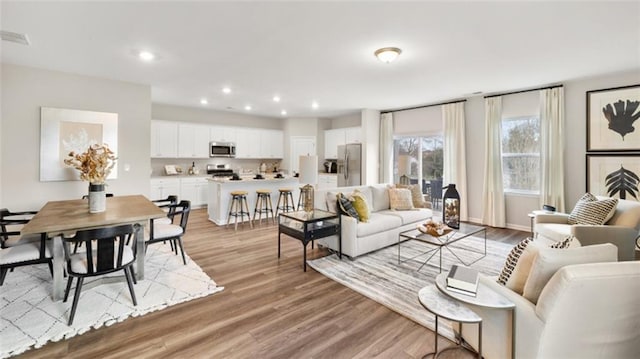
[587,84,640,152]
[586,154,639,201]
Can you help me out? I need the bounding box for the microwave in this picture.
[210,141,236,157]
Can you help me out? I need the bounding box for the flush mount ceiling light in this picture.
[138,50,155,61]
[374,47,402,63]
[1,30,30,45]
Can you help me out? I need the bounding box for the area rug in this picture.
[308,236,513,341]
[0,243,224,358]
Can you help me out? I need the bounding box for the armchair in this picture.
[534,197,640,261]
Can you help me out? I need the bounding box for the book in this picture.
[446,285,477,297]
[446,265,479,293]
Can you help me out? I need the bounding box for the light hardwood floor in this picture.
[17,209,528,359]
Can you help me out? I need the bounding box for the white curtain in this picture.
[379,112,394,184]
[539,87,566,212]
[482,97,506,227]
[442,102,468,221]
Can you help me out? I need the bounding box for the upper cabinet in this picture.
[151,120,178,158]
[324,126,361,159]
[210,126,237,143]
[178,123,210,158]
[235,128,261,158]
[259,129,284,159]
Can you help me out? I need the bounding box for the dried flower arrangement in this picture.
[64,144,117,184]
[417,218,452,237]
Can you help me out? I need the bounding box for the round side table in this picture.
[418,286,482,358]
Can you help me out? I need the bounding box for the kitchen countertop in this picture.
[207,175,298,183]
[151,174,210,179]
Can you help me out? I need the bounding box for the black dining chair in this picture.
[151,195,179,225]
[147,200,190,265]
[0,208,41,248]
[62,224,139,325]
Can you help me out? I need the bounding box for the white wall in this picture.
[152,103,281,129]
[1,64,152,210]
[362,109,380,185]
[394,105,442,135]
[329,112,361,128]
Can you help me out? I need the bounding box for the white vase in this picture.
[88,183,106,213]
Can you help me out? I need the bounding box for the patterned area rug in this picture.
[0,243,224,358]
[308,236,513,341]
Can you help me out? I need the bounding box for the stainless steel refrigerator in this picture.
[337,143,362,187]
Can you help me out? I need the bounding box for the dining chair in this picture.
[62,223,139,325]
[0,228,52,286]
[147,200,190,265]
[151,195,179,225]
[0,208,41,247]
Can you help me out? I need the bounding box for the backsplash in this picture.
[150,159,283,177]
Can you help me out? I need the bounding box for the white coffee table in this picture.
[418,286,482,358]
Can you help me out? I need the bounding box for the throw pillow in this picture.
[388,188,414,210]
[549,235,580,249]
[337,193,359,220]
[396,184,429,208]
[325,191,339,213]
[568,193,618,225]
[522,243,618,304]
[350,190,371,222]
[497,238,540,294]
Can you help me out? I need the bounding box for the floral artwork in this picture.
[64,144,117,184]
[587,85,640,151]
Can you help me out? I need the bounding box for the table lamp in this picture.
[299,155,318,212]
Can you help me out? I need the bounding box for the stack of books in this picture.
[446,265,479,297]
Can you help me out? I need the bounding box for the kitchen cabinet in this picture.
[324,127,362,159]
[151,120,178,158]
[236,128,261,158]
[210,126,237,143]
[150,178,180,200]
[180,177,208,207]
[317,174,338,190]
[259,130,284,158]
[178,123,210,158]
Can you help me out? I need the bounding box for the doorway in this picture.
[290,136,316,175]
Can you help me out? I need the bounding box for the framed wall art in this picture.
[40,107,118,181]
[586,154,639,201]
[586,84,640,152]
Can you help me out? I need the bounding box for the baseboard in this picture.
[467,216,530,234]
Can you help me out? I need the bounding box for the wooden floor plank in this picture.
[15,208,528,359]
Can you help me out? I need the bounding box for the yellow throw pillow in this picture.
[350,190,371,222]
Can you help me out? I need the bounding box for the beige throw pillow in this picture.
[388,188,414,210]
[396,184,429,208]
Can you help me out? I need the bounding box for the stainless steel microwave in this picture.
[210,141,236,157]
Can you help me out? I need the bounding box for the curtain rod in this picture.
[381,99,467,114]
[484,84,564,98]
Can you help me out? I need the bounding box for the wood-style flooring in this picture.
[16,209,528,359]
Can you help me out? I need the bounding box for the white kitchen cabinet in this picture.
[151,120,178,158]
[236,128,261,158]
[180,177,208,207]
[210,126,237,143]
[259,130,284,158]
[317,174,338,190]
[324,127,362,159]
[178,123,210,158]
[150,178,180,200]
[345,127,362,144]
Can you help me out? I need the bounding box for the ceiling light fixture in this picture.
[281,110,287,116]
[222,87,232,94]
[311,101,319,109]
[245,105,252,111]
[374,47,402,63]
[273,96,281,102]
[200,98,208,105]
[138,50,155,61]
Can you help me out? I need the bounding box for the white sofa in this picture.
[534,197,640,261]
[459,244,640,359]
[314,184,433,258]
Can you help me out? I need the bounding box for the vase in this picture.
[88,183,106,213]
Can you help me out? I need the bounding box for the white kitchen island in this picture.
[207,176,300,225]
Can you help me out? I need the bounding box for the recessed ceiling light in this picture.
[374,47,402,63]
[281,110,287,116]
[245,105,252,111]
[273,95,281,102]
[311,101,319,109]
[222,87,232,94]
[138,50,155,61]
[200,98,208,105]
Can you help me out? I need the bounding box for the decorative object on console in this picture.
[442,183,460,229]
[298,155,318,212]
[586,84,640,151]
[417,218,452,237]
[587,154,639,202]
[64,143,117,213]
[446,264,479,296]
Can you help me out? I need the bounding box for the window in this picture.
[393,135,443,191]
[501,116,540,194]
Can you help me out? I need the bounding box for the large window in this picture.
[393,135,443,191]
[501,116,540,194]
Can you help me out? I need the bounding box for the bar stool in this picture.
[296,186,308,210]
[227,191,252,230]
[253,189,275,224]
[275,188,295,216]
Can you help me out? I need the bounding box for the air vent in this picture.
[1,31,30,45]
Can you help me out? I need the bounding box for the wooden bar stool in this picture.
[253,189,275,224]
[227,191,252,230]
[275,188,295,216]
[296,186,308,210]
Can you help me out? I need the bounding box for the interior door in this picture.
[290,136,316,175]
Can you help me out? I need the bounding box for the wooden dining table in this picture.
[21,195,166,301]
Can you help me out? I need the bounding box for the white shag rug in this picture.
[0,243,223,358]
[308,236,513,341]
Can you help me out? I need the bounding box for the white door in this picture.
[290,136,316,174]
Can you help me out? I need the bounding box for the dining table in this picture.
[21,195,166,301]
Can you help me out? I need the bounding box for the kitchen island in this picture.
[207,176,300,225]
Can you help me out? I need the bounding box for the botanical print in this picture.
[603,99,640,140]
[587,85,640,151]
[587,155,640,201]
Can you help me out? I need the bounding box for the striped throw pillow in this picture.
[497,238,532,286]
[568,193,618,225]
